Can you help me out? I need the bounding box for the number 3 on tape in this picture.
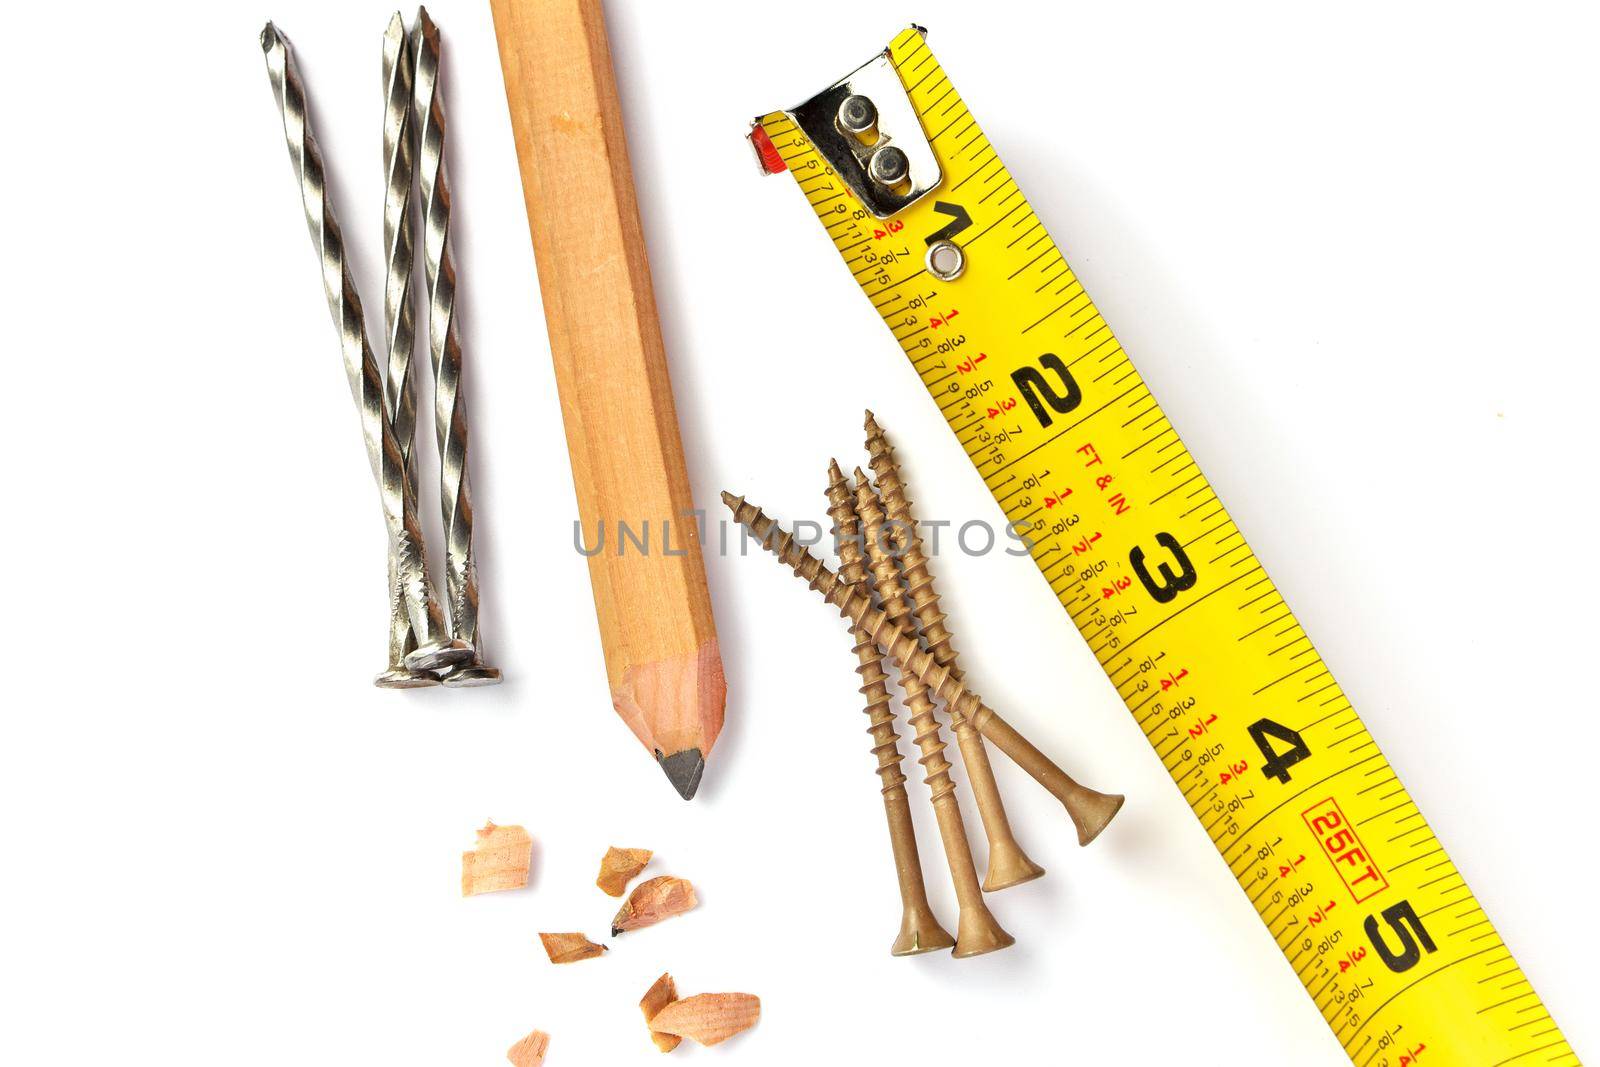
[750,26,1575,1066]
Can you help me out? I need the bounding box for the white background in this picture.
[2,1,1596,1063]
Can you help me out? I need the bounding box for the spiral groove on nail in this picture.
[381,12,426,672]
[857,475,956,804]
[262,22,458,666]
[415,8,493,673]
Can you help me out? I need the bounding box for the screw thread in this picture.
[853,634,908,794]
[865,411,958,672]
[865,417,1047,888]
[723,488,1123,847]
[825,462,909,796]
[856,474,956,803]
[721,491,977,722]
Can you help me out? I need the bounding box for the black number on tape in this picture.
[925,201,972,244]
[1364,901,1437,973]
[1129,533,1198,604]
[1248,718,1311,784]
[1011,353,1082,428]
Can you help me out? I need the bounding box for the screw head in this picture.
[867,145,910,187]
[837,94,877,134]
[925,239,966,281]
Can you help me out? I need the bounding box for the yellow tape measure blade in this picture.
[752,26,1575,1066]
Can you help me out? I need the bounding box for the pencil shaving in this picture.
[648,992,760,1047]
[461,821,532,896]
[612,875,697,935]
[596,846,653,897]
[506,1028,549,1066]
[640,971,682,1052]
[538,931,607,964]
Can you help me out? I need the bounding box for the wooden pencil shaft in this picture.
[863,414,1043,891]
[857,477,1012,957]
[490,0,723,798]
[722,491,1124,846]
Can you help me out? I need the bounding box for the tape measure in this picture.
[749,26,1575,1066]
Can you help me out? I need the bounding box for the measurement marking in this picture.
[1120,401,1159,427]
[1479,990,1541,1015]
[1124,427,1178,460]
[1237,589,1280,612]
[1356,774,1398,796]
[1020,290,1087,334]
[1490,1038,1569,1065]
[910,70,950,102]
[1101,566,1262,665]
[1423,875,1465,896]
[927,104,973,144]
[1299,681,1340,703]
[1339,943,1505,1044]
[1355,801,1415,827]
[1390,845,1446,873]
[1005,220,1048,251]
[1418,886,1471,916]
[993,383,1146,476]
[966,199,1029,246]
[1301,710,1355,735]
[1253,660,1320,696]
[949,150,1001,192]
[1328,723,1372,749]
[941,115,978,146]
[1225,752,1383,865]
[1093,356,1133,384]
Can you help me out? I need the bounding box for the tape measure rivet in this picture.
[837,94,878,135]
[867,145,909,187]
[926,239,965,281]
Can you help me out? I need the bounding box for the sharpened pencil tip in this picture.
[658,748,706,800]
